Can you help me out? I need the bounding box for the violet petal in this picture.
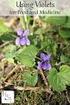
[40,53,51,61]
[46,63,51,70]
[20,37,26,45]
[26,38,30,45]
[16,29,23,36]
[41,62,51,70]
[15,37,20,46]
[41,62,48,70]
[22,29,29,36]
[37,61,42,70]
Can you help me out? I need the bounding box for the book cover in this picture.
[0,0,70,105]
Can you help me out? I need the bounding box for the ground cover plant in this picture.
[0,16,70,105]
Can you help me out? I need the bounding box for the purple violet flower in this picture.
[37,53,51,70]
[15,29,30,46]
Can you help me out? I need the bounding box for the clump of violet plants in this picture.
[0,16,70,96]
